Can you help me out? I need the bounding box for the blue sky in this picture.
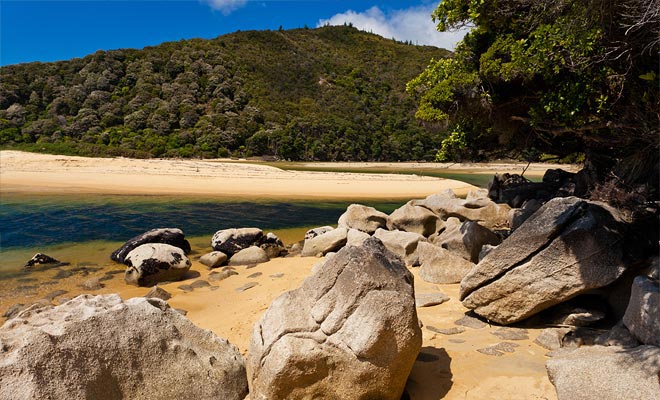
[1,1,467,66]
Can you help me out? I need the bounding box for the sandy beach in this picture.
[0,150,566,399]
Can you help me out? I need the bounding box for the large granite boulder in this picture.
[247,238,421,399]
[460,197,640,325]
[623,275,660,346]
[417,241,476,284]
[546,345,660,400]
[301,227,348,257]
[337,204,389,234]
[211,227,263,257]
[387,202,444,237]
[373,228,426,265]
[124,243,191,286]
[412,190,510,230]
[434,220,501,263]
[0,294,248,400]
[111,228,191,264]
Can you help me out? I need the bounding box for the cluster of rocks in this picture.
[107,227,287,287]
[2,238,423,400]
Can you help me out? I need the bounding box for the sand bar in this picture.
[0,151,579,199]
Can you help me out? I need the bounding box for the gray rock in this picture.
[79,277,103,291]
[478,244,497,262]
[247,238,421,400]
[2,304,27,320]
[199,251,228,269]
[247,272,263,279]
[144,286,171,301]
[304,226,335,240]
[301,227,348,257]
[346,228,371,247]
[434,220,501,263]
[454,314,487,329]
[623,275,660,346]
[415,292,450,307]
[178,284,193,292]
[594,321,640,348]
[460,197,637,325]
[466,188,489,200]
[235,282,258,292]
[111,228,191,264]
[373,228,425,265]
[124,243,191,287]
[190,280,210,289]
[535,328,571,350]
[412,190,511,230]
[209,267,239,282]
[509,199,542,231]
[477,342,519,356]
[417,241,475,284]
[211,227,263,257]
[387,202,443,237]
[546,345,660,400]
[228,246,269,266]
[0,295,248,400]
[337,204,389,234]
[43,290,68,302]
[550,307,606,327]
[427,326,465,335]
[492,327,529,340]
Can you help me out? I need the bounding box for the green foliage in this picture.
[434,124,468,162]
[410,0,659,176]
[0,26,451,161]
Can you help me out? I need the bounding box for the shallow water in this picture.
[0,193,403,277]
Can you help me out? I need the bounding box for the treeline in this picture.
[0,26,450,160]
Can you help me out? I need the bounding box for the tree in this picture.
[408,0,659,195]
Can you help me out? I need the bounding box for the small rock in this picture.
[105,269,125,275]
[23,253,68,268]
[534,328,571,350]
[449,339,466,344]
[3,304,27,320]
[209,268,239,282]
[454,314,487,329]
[235,282,258,292]
[145,286,172,301]
[178,284,193,292]
[190,280,211,289]
[228,246,269,266]
[98,275,114,282]
[269,273,284,278]
[199,251,228,269]
[594,321,640,348]
[80,277,103,291]
[53,270,75,279]
[43,290,68,302]
[491,327,529,340]
[415,292,450,307]
[477,347,504,356]
[247,272,262,279]
[209,286,219,291]
[427,326,465,335]
[491,342,519,353]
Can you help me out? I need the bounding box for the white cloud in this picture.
[317,5,469,50]
[200,0,247,15]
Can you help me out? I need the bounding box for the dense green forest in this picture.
[407,0,659,198]
[0,26,451,161]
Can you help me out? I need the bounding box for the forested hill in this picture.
[0,26,450,160]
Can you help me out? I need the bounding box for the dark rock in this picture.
[211,228,263,257]
[460,197,650,325]
[259,232,287,258]
[98,275,114,282]
[111,228,191,264]
[594,321,640,348]
[23,253,68,269]
[247,238,421,399]
[144,286,172,301]
[124,243,191,287]
[546,345,660,400]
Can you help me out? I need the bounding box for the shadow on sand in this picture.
[403,346,453,400]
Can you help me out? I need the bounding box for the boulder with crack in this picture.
[0,294,248,400]
[460,197,641,325]
[247,238,421,399]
